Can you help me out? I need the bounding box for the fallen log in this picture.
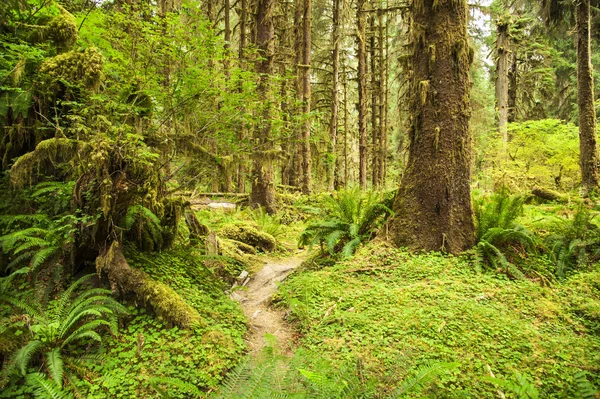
[531,186,568,203]
[96,242,203,328]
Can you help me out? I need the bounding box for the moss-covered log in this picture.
[385,0,475,254]
[219,224,276,252]
[532,186,568,203]
[96,242,203,328]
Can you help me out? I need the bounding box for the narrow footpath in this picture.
[233,255,305,355]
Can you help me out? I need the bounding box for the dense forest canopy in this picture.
[0,0,600,397]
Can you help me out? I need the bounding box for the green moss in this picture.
[46,5,78,52]
[219,223,276,252]
[38,47,104,94]
[279,243,600,397]
[10,138,83,187]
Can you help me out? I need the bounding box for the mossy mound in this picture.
[46,6,78,51]
[38,47,104,94]
[278,242,600,398]
[219,223,276,253]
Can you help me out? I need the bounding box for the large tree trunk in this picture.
[385,0,475,254]
[300,0,312,194]
[328,0,340,191]
[249,0,277,213]
[495,18,510,151]
[576,0,600,190]
[357,0,368,190]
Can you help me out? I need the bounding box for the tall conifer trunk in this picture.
[357,0,368,190]
[576,0,600,190]
[386,0,474,253]
[249,0,276,213]
[328,0,340,191]
[300,0,312,194]
[236,0,248,193]
[495,18,510,152]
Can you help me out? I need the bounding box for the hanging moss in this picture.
[9,138,83,187]
[38,47,104,95]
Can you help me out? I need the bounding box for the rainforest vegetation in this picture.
[1,0,600,397]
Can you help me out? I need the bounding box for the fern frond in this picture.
[392,362,459,397]
[30,246,59,273]
[150,376,203,398]
[13,340,44,376]
[61,321,107,347]
[45,348,64,388]
[26,372,74,399]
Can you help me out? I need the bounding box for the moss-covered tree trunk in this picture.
[328,0,340,192]
[495,18,510,152]
[385,0,474,254]
[236,0,248,194]
[507,49,518,123]
[300,0,312,194]
[249,0,277,213]
[576,0,600,190]
[356,0,368,190]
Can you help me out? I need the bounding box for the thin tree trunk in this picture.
[382,17,389,183]
[249,0,277,213]
[370,14,379,188]
[357,0,368,190]
[300,0,312,194]
[292,0,304,188]
[224,0,231,80]
[507,49,517,123]
[328,0,340,191]
[378,8,386,186]
[576,0,600,190]
[386,0,475,254]
[236,0,248,193]
[495,19,510,152]
[343,60,349,188]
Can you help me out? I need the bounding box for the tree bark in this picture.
[224,0,231,80]
[300,0,312,194]
[378,8,386,186]
[249,0,277,213]
[236,0,248,193]
[292,0,304,188]
[507,48,517,123]
[328,0,340,191]
[385,0,475,254]
[343,60,349,188]
[357,0,368,190]
[576,0,600,190]
[370,14,380,188]
[495,18,510,152]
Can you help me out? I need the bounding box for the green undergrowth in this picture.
[82,249,246,398]
[276,242,600,398]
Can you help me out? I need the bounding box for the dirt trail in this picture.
[233,255,305,355]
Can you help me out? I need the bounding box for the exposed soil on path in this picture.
[232,254,305,355]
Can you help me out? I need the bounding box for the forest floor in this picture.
[233,254,305,356]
